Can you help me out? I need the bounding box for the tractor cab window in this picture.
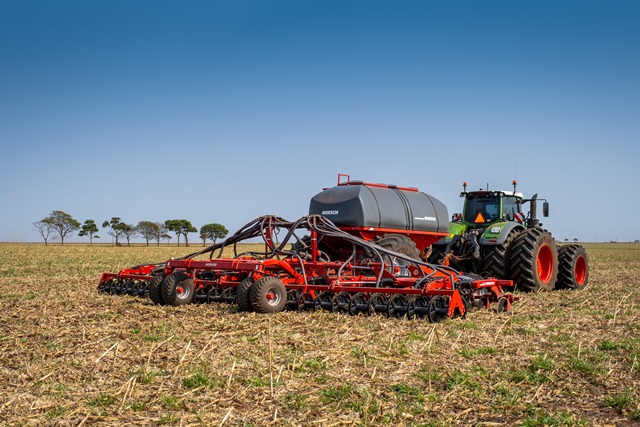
[502,196,521,221]
[464,196,500,224]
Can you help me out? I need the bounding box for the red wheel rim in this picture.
[574,255,587,285]
[536,245,554,283]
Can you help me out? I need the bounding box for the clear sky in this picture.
[1,0,639,243]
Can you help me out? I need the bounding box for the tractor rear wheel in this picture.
[557,244,589,290]
[509,228,558,292]
[236,278,254,312]
[148,273,165,305]
[160,271,195,306]
[250,276,287,313]
[482,229,518,279]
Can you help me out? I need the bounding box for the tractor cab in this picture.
[461,190,524,226]
[453,181,524,227]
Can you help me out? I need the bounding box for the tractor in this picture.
[427,181,588,291]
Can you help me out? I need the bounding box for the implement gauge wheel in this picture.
[556,244,589,290]
[236,278,255,312]
[148,273,165,305]
[250,276,287,314]
[510,228,558,292]
[161,271,195,306]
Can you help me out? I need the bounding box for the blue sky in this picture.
[1,0,639,243]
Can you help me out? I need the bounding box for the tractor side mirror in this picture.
[543,201,549,217]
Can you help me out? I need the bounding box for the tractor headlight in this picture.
[490,226,502,234]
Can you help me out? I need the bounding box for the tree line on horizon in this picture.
[33,210,228,247]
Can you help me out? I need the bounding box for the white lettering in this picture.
[414,216,436,221]
[322,210,339,215]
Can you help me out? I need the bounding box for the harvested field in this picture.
[0,243,639,426]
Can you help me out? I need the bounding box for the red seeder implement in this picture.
[98,215,517,322]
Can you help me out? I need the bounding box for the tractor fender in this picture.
[479,221,524,246]
[432,222,467,246]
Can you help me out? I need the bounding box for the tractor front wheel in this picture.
[482,229,519,279]
[556,244,589,290]
[510,228,558,292]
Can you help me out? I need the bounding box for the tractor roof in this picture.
[465,190,524,199]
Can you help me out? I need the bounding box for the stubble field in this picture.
[0,242,639,426]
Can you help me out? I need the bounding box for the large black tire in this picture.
[290,235,333,261]
[374,234,421,258]
[160,271,195,306]
[236,278,254,312]
[481,229,519,279]
[509,228,558,292]
[373,234,420,274]
[148,273,165,305]
[557,244,589,290]
[250,276,287,314]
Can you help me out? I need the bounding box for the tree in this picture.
[121,223,137,246]
[137,221,160,246]
[78,219,100,245]
[33,221,53,246]
[152,222,170,246]
[102,217,127,246]
[41,211,81,245]
[200,223,229,245]
[182,223,197,247]
[165,219,197,246]
[165,220,183,246]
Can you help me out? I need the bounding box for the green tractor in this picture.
[429,181,588,291]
